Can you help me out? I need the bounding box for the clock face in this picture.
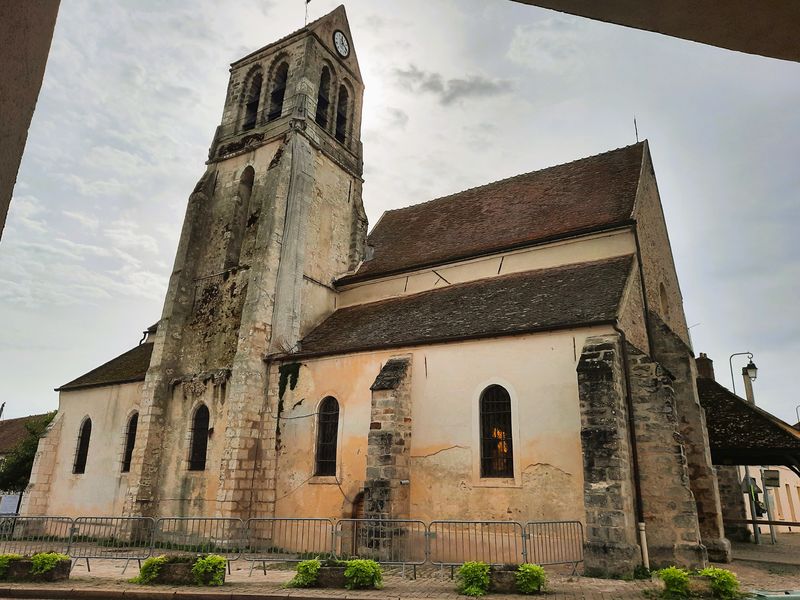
[333,30,350,57]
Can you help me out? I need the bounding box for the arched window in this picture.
[121,412,138,473]
[267,62,289,122]
[479,385,513,478]
[334,84,349,143]
[73,418,92,474]
[315,396,339,476]
[225,166,255,269]
[315,67,331,129]
[242,71,263,131]
[659,282,671,318]
[189,404,210,471]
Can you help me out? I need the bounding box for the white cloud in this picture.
[62,210,100,230]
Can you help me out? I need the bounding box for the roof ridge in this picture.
[380,141,646,217]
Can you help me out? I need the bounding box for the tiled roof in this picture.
[298,255,633,358]
[58,342,153,392]
[698,377,800,465]
[339,143,645,284]
[0,414,51,454]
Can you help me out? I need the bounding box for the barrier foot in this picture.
[85,557,91,573]
[122,559,130,575]
[227,559,231,575]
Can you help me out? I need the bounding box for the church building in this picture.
[23,6,734,575]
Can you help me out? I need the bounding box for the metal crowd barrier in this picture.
[154,517,245,571]
[245,517,334,575]
[0,515,584,573]
[69,516,155,572]
[335,518,428,570]
[428,520,526,567]
[524,520,583,574]
[0,516,73,556]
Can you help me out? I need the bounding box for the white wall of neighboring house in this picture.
[740,465,800,534]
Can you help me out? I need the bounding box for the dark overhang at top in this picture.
[512,1,800,63]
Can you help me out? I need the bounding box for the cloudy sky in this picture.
[2,0,799,424]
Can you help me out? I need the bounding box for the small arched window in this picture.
[242,72,263,131]
[315,396,339,476]
[225,166,255,269]
[479,385,513,478]
[334,84,349,143]
[189,404,210,471]
[121,412,138,473]
[73,418,92,474]
[267,62,289,122]
[315,67,331,129]
[659,282,671,319]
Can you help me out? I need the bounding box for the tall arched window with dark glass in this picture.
[334,85,349,143]
[315,396,339,476]
[267,62,289,122]
[242,72,263,131]
[315,67,331,129]
[189,405,210,471]
[479,385,514,478]
[121,412,138,473]
[73,418,92,474]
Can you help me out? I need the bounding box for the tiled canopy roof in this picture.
[58,342,153,392]
[698,377,800,466]
[0,414,51,454]
[299,255,634,358]
[339,142,645,284]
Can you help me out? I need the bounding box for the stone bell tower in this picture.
[123,5,367,519]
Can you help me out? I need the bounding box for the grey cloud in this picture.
[383,107,409,129]
[394,65,513,105]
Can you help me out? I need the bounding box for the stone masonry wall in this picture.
[20,413,62,515]
[626,343,707,569]
[364,356,413,520]
[648,312,731,561]
[577,335,641,577]
[717,466,751,542]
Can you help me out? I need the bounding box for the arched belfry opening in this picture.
[335,84,349,143]
[267,62,289,122]
[242,71,263,131]
[315,66,332,130]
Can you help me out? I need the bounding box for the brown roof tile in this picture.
[698,377,800,465]
[58,342,153,392]
[339,143,645,284]
[0,414,51,454]
[298,255,633,358]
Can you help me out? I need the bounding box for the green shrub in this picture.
[344,559,383,590]
[698,566,740,599]
[0,554,22,579]
[191,554,226,586]
[29,552,70,575]
[132,555,167,584]
[286,558,321,588]
[633,564,651,580]
[457,561,491,597]
[516,563,546,594]
[657,566,690,599]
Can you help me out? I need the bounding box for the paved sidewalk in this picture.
[1,557,799,600]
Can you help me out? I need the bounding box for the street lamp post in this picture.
[729,352,765,543]
[729,352,757,395]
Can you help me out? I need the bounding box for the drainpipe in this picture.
[613,324,649,570]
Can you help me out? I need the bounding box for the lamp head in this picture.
[745,359,758,381]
